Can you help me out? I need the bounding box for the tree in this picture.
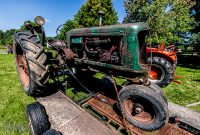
[192,0,200,33]
[0,30,4,46]
[123,0,196,45]
[0,29,16,46]
[190,0,200,54]
[74,0,118,27]
[58,0,118,40]
[0,21,36,46]
[190,32,200,55]
[57,20,79,40]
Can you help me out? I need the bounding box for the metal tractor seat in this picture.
[47,39,66,50]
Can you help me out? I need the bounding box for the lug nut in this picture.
[135,107,142,114]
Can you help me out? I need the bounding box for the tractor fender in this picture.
[146,48,176,65]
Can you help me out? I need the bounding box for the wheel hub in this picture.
[124,99,155,124]
[149,64,164,82]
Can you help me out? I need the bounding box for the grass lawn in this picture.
[0,54,35,135]
[0,49,6,54]
[0,54,199,134]
[163,66,200,112]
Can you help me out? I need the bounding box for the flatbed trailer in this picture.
[37,91,200,135]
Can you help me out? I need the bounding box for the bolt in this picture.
[135,107,142,114]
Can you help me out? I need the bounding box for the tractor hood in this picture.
[67,23,150,36]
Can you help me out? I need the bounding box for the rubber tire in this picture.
[147,57,173,87]
[14,31,49,97]
[148,83,168,104]
[42,129,61,135]
[119,84,169,131]
[27,102,50,135]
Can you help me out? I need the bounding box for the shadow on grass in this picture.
[177,54,200,69]
[192,79,200,82]
[66,73,119,100]
[44,72,120,101]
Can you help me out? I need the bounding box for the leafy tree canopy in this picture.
[58,0,118,40]
[0,20,37,46]
[0,29,16,46]
[190,32,200,54]
[74,0,118,27]
[57,20,79,40]
[123,0,197,45]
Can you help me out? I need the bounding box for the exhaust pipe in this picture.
[98,11,104,26]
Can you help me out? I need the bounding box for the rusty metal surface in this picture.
[16,54,29,87]
[87,94,193,135]
[58,48,76,63]
[37,91,116,135]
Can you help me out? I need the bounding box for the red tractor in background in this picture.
[146,42,177,87]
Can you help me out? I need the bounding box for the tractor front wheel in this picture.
[119,84,169,131]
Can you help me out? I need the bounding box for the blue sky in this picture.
[0,0,126,37]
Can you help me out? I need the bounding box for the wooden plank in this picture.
[37,91,117,135]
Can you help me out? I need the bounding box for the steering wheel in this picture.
[56,24,65,37]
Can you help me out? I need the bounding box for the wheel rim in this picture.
[124,97,155,124]
[149,64,165,83]
[28,114,36,135]
[16,53,29,88]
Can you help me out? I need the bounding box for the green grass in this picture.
[0,48,6,53]
[65,88,88,102]
[0,54,35,135]
[188,105,200,112]
[0,54,200,135]
[163,66,200,112]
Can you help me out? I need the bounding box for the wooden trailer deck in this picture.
[37,91,117,135]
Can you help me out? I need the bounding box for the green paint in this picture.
[71,37,83,44]
[66,23,150,73]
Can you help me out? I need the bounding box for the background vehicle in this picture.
[146,43,177,87]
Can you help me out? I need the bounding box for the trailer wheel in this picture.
[27,102,50,135]
[119,85,169,131]
[147,57,173,87]
[148,83,168,104]
[14,31,49,97]
[42,129,61,135]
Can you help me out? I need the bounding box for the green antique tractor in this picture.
[13,16,169,131]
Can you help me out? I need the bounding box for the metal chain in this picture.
[110,75,133,135]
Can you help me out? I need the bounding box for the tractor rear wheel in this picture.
[42,129,61,135]
[147,57,173,87]
[119,84,169,131]
[14,31,49,97]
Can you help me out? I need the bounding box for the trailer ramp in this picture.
[37,91,117,135]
